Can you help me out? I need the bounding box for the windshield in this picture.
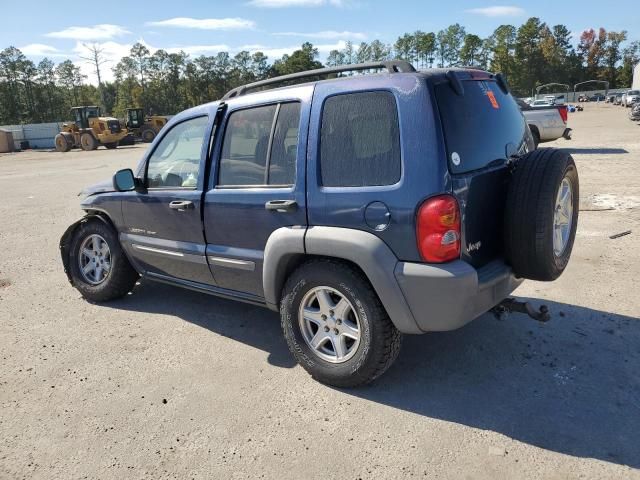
[629,91,640,95]
[435,79,527,174]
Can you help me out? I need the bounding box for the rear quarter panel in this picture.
[306,74,449,262]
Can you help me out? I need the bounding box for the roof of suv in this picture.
[222,61,502,101]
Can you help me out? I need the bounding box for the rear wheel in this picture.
[280,259,402,387]
[504,148,579,281]
[54,133,71,152]
[68,220,139,302]
[80,133,98,151]
[141,128,156,143]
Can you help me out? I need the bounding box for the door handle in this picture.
[265,200,297,212]
[169,200,194,211]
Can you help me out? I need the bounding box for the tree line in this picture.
[1,17,639,125]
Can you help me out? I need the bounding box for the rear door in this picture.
[119,114,216,285]
[203,88,311,298]
[434,74,531,268]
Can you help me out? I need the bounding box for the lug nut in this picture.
[333,328,339,335]
[329,310,334,316]
[324,326,330,332]
[336,319,342,325]
[321,314,327,321]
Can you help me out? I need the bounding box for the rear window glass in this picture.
[435,80,526,174]
[320,91,401,187]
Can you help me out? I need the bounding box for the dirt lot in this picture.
[1,104,639,479]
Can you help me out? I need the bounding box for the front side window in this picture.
[146,116,209,188]
[320,91,401,187]
[218,102,300,187]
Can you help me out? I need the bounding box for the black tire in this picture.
[54,133,71,152]
[80,133,97,151]
[141,128,156,143]
[504,148,579,281]
[105,142,118,149]
[68,219,139,302]
[280,259,402,387]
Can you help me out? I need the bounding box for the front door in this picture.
[204,93,310,298]
[119,114,216,285]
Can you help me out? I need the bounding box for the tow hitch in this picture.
[492,298,551,323]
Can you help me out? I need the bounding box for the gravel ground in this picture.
[1,103,639,479]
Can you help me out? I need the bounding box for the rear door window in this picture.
[435,80,526,174]
[320,91,401,187]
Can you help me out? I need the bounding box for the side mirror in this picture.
[113,168,137,192]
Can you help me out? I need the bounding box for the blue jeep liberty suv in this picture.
[60,61,579,386]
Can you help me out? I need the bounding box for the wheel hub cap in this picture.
[553,177,573,257]
[298,286,361,364]
[78,234,112,285]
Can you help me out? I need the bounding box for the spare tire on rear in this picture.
[504,148,579,281]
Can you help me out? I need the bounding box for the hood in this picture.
[78,178,114,197]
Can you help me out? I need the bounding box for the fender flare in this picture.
[262,226,422,334]
[59,213,113,283]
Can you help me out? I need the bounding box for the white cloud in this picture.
[146,17,255,30]
[18,44,66,57]
[247,0,344,7]
[273,30,366,40]
[45,24,130,40]
[465,6,525,17]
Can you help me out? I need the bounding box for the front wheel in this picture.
[68,220,139,302]
[104,142,118,149]
[280,260,402,387]
[80,133,97,151]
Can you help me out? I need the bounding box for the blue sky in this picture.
[2,0,638,82]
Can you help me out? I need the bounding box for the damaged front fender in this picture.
[59,214,112,284]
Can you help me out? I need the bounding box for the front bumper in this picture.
[394,259,523,332]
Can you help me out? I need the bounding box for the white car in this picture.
[623,90,640,107]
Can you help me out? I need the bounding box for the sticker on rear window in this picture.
[486,90,500,109]
[451,152,461,166]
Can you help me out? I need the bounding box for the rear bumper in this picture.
[394,259,523,332]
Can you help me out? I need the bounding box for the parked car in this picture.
[606,93,617,103]
[623,90,640,107]
[517,99,572,147]
[588,94,606,102]
[630,103,640,121]
[530,99,554,107]
[621,92,628,106]
[614,93,624,105]
[60,62,579,387]
[578,94,589,102]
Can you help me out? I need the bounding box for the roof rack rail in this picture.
[222,60,416,100]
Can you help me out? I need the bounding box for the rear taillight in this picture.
[558,105,568,124]
[416,195,461,263]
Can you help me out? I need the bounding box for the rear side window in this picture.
[435,80,526,174]
[218,102,300,186]
[320,91,401,187]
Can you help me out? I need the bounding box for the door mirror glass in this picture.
[113,168,136,191]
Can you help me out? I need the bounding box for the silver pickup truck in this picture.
[517,99,572,148]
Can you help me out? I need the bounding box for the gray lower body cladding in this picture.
[394,259,523,332]
[302,226,522,334]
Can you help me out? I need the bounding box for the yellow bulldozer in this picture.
[124,108,169,143]
[55,106,128,152]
